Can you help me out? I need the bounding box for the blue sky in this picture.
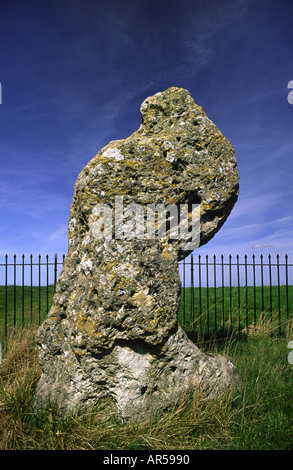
[0,0,293,272]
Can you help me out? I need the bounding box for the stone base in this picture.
[34,325,240,421]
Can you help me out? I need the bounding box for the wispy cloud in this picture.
[252,243,273,250]
[179,0,255,71]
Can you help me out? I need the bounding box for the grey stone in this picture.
[34,87,240,420]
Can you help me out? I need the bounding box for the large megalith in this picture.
[34,87,240,420]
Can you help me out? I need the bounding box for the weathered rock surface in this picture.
[34,87,240,420]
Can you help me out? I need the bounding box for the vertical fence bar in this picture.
[22,254,25,328]
[198,255,202,335]
[221,254,225,329]
[30,254,33,322]
[245,254,248,331]
[285,254,289,321]
[54,254,58,292]
[260,254,264,322]
[46,254,49,315]
[13,254,16,328]
[277,254,281,333]
[206,255,209,334]
[190,255,194,329]
[269,254,272,323]
[5,255,8,338]
[253,254,256,326]
[182,258,186,327]
[237,254,241,333]
[38,254,41,324]
[229,254,232,328]
[213,255,217,331]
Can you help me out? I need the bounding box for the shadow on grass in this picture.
[183,325,247,349]
[182,320,288,352]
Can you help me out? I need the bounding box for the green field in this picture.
[178,285,293,337]
[0,286,55,343]
[0,285,292,344]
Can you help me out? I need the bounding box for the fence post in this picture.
[22,255,25,328]
[30,254,33,322]
[54,254,58,292]
[277,254,281,333]
[46,254,49,315]
[190,254,194,329]
[253,254,256,326]
[221,254,225,329]
[213,255,217,331]
[13,254,16,328]
[237,254,241,333]
[198,254,201,335]
[285,254,289,321]
[206,254,209,334]
[261,254,264,320]
[38,254,41,324]
[245,254,248,332]
[269,254,272,322]
[5,254,8,338]
[183,257,186,327]
[229,254,232,328]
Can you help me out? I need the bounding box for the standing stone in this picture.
[34,87,240,420]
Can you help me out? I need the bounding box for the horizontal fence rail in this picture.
[0,253,292,341]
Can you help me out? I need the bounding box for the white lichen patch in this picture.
[115,345,150,380]
[115,262,140,279]
[103,148,124,161]
[68,218,77,232]
[79,254,93,275]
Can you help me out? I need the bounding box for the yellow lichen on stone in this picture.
[34,87,240,420]
[130,289,155,309]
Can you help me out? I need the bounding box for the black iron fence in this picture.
[0,253,292,341]
[178,253,292,336]
[0,254,65,339]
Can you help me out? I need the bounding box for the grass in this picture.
[0,319,292,450]
[0,283,292,449]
